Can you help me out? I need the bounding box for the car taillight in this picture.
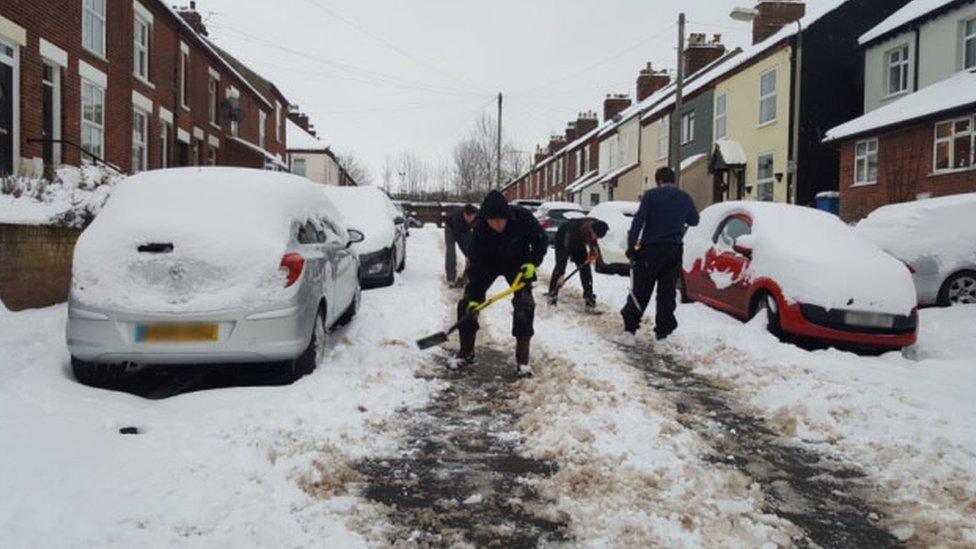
[904,262,916,274]
[280,253,305,287]
[541,218,551,229]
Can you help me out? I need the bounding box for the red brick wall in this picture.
[839,122,976,221]
[0,224,81,311]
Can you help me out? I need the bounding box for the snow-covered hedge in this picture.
[0,165,122,229]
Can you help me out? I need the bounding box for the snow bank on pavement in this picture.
[0,228,448,547]
[0,165,120,227]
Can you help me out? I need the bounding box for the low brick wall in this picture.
[0,224,82,311]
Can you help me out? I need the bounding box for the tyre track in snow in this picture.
[536,284,901,548]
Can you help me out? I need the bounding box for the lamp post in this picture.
[730,7,802,205]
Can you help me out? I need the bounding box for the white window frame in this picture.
[292,157,307,177]
[82,0,106,58]
[227,86,240,137]
[179,43,190,110]
[933,116,974,173]
[657,116,669,160]
[133,11,151,84]
[132,107,149,172]
[275,101,282,142]
[714,93,727,140]
[756,152,775,201]
[885,44,910,97]
[853,138,878,186]
[964,18,976,70]
[159,119,170,168]
[582,145,590,172]
[681,110,695,145]
[259,110,268,150]
[0,36,20,175]
[80,78,105,163]
[759,68,777,126]
[208,75,219,126]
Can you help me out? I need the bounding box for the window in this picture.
[292,157,307,177]
[82,0,106,57]
[681,111,695,144]
[934,117,974,172]
[133,14,151,81]
[853,139,878,185]
[715,217,751,248]
[575,151,581,177]
[275,101,282,142]
[715,94,727,140]
[759,68,777,125]
[208,146,217,166]
[965,18,976,70]
[756,153,774,201]
[179,50,189,109]
[208,76,218,125]
[132,108,148,172]
[192,139,201,166]
[886,45,910,96]
[657,115,670,159]
[227,87,240,137]
[582,145,590,172]
[590,193,600,206]
[81,80,105,162]
[159,120,170,168]
[259,111,267,150]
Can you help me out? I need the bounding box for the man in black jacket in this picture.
[615,167,699,347]
[444,204,478,286]
[454,190,548,377]
[546,218,609,308]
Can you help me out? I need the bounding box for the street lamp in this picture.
[729,7,759,22]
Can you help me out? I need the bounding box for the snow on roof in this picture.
[539,201,585,211]
[321,186,396,254]
[565,170,601,194]
[858,0,958,45]
[714,139,748,165]
[286,119,327,152]
[598,161,640,185]
[680,153,707,170]
[227,136,288,169]
[824,69,976,142]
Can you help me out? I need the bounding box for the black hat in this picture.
[592,220,609,238]
[480,190,510,219]
[655,167,676,184]
[463,203,478,215]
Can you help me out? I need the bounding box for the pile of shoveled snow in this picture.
[0,165,121,227]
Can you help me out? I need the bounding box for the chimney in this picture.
[575,111,599,135]
[636,62,671,102]
[534,145,549,165]
[565,122,579,142]
[603,94,632,121]
[684,33,726,76]
[548,134,567,155]
[753,1,805,45]
[176,1,209,36]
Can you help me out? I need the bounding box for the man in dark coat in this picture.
[546,218,609,308]
[615,167,699,347]
[444,204,478,286]
[454,190,548,377]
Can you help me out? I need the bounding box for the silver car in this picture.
[67,167,363,387]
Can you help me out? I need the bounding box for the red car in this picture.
[681,203,918,351]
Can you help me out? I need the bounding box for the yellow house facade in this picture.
[712,44,792,203]
[638,114,670,197]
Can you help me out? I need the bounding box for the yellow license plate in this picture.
[136,323,219,342]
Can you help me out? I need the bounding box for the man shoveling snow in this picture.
[545,217,609,310]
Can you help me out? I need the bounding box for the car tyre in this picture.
[287,305,326,383]
[937,270,976,307]
[380,249,396,287]
[72,357,125,388]
[336,283,361,326]
[752,292,784,339]
[396,244,406,273]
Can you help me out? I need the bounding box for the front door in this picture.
[0,55,13,176]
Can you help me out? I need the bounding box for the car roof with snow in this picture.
[537,201,584,211]
[855,193,976,265]
[321,186,397,254]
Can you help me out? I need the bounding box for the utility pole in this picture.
[671,12,686,186]
[496,92,503,189]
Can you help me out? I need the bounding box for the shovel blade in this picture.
[416,331,449,350]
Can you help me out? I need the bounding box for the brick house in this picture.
[0,0,289,178]
[286,111,357,187]
[824,0,976,221]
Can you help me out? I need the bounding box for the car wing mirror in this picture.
[347,229,365,248]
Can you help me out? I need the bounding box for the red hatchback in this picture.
[681,203,919,351]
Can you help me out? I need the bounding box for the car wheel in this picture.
[380,250,396,287]
[937,270,976,306]
[288,305,326,382]
[752,292,783,339]
[336,283,361,326]
[72,357,125,388]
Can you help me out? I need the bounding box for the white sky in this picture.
[198,0,821,181]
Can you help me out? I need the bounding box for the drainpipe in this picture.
[913,27,920,92]
[789,20,802,205]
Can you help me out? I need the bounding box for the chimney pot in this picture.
[683,31,726,76]
[603,94,632,121]
[752,1,805,45]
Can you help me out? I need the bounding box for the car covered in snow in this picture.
[588,201,638,275]
[511,199,543,213]
[682,202,918,351]
[855,193,976,307]
[322,186,406,288]
[67,168,363,386]
[534,201,587,244]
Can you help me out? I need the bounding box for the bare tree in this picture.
[450,113,526,196]
[336,152,373,186]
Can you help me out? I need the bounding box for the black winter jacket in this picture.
[444,209,475,255]
[467,205,548,276]
[555,217,599,255]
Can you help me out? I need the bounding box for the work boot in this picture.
[515,338,533,378]
[584,295,597,309]
[546,292,558,306]
[448,332,476,370]
[610,331,638,348]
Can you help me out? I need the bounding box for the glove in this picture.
[625,247,638,262]
[466,300,480,312]
[520,263,537,281]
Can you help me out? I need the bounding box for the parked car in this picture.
[534,201,587,244]
[323,186,406,288]
[67,168,363,386]
[855,193,976,307]
[682,202,918,352]
[512,199,543,213]
[589,201,638,275]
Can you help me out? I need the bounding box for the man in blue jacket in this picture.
[615,167,699,346]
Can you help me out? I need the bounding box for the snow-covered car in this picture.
[67,168,363,386]
[855,193,976,307]
[589,201,638,275]
[534,201,586,244]
[323,186,406,288]
[682,202,918,351]
[511,199,543,213]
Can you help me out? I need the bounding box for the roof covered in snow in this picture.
[858,0,962,46]
[680,153,707,170]
[824,69,976,142]
[598,161,640,185]
[565,170,601,194]
[286,119,328,152]
[713,139,748,166]
[227,136,288,169]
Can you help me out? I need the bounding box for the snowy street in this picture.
[2,225,974,547]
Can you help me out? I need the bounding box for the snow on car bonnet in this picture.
[685,202,916,315]
[72,167,346,312]
[321,186,396,255]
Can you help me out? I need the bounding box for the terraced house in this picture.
[0,0,290,177]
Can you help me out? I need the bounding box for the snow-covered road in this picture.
[1,226,974,547]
